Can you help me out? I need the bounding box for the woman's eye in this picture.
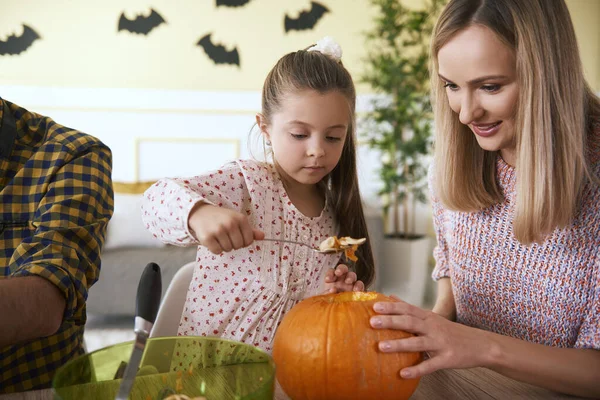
[443,82,458,91]
[291,133,307,139]
[481,84,501,93]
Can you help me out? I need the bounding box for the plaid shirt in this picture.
[0,99,113,393]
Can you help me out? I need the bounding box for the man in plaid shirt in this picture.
[0,98,114,393]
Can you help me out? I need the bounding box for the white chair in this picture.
[150,261,195,338]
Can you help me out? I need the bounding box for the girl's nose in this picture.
[307,140,325,158]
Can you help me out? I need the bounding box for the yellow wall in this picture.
[0,0,598,92]
[0,0,377,91]
[566,0,600,91]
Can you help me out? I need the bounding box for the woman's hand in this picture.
[323,264,365,294]
[370,298,493,379]
[188,203,264,254]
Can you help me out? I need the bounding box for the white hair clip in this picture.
[307,36,342,61]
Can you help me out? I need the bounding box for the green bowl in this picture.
[52,336,275,400]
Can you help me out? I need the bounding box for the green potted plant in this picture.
[361,0,445,305]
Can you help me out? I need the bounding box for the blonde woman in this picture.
[369,0,600,397]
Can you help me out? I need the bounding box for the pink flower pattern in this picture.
[142,159,340,353]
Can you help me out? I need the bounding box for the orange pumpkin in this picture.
[272,291,422,400]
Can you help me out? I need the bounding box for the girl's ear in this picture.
[256,113,271,142]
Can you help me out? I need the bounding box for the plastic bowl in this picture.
[52,336,275,400]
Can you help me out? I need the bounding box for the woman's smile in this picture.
[470,121,502,138]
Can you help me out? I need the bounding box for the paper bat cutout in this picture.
[285,1,330,33]
[0,24,41,56]
[197,34,240,67]
[216,0,252,7]
[118,8,166,35]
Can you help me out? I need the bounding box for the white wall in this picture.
[0,85,435,236]
[0,87,360,183]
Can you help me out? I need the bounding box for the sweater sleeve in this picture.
[429,166,451,281]
[574,160,600,349]
[574,266,599,350]
[575,142,600,349]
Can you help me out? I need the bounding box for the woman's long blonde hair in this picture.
[260,49,375,287]
[430,0,600,244]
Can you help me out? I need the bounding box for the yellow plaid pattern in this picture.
[0,99,114,393]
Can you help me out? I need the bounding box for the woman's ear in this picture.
[255,113,271,142]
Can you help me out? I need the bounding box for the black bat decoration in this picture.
[0,24,41,56]
[118,8,166,35]
[285,1,330,33]
[216,0,252,7]
[197,34,240,67]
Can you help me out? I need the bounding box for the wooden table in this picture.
[0,367,583,400]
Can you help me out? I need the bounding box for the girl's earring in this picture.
[266,140,272,146]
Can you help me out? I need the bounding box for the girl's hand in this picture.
[188,203,264,254]
[323,264,365,294]
[370,299,493,379]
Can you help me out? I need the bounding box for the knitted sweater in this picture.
[431,131,599,349]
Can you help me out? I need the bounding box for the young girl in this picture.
[142,37,375,352]
[370,0,600,397]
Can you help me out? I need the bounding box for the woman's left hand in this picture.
[323,264,364,294]
[370,298,493,379]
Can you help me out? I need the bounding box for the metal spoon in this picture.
[259,238,342,254]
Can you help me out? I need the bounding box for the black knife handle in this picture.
[135,262,162,323]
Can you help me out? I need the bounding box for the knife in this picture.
[115,262,162,400]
